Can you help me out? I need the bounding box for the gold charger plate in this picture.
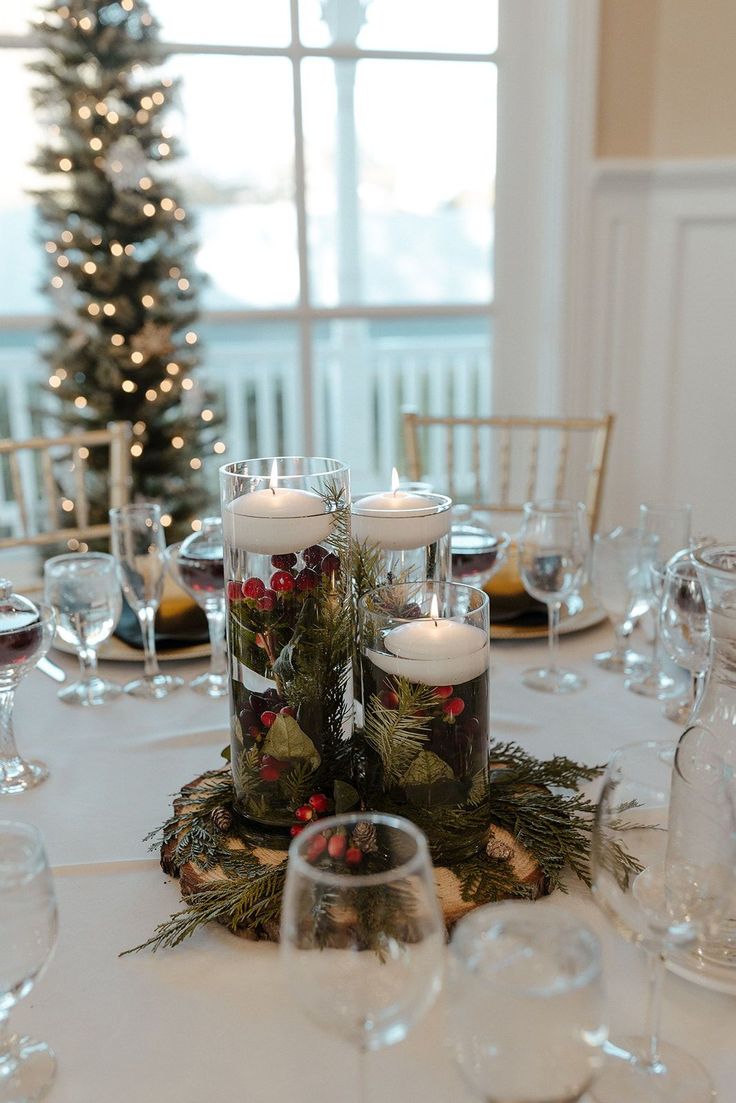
[490,600,606,641]
[53,634,210,663]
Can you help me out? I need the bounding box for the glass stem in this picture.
[206,606,227,680]
[358,1042,368,1103]
[613,620,629,660]
[692,671,704,712]
[0,688,19,764]
[643,949,665,1069]
[547,601,561,674]
[77,646,99,686]
[137,606,160,679]
[650,613,663,677]
[0,1009,13,1064]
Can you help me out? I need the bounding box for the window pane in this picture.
[0,2,36,35]
[312,315,492,492]
[299,0,498,54]
[164,55,299,309]
[153,0,291,46]
[302,58,495,307]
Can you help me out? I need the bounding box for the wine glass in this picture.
[447,903,607,1103]
[280,812,444,1103]
[164,517,226,698]
[0,583,56,794]
[0,821,58,1101]
[517,500,588,693]
[590,731,734,1103]
[590,528,652,673]
[43,552,122,706]
[626,502,692,699]
[450,505,510,589]
[109,503,184,699]
[660,554,710,725]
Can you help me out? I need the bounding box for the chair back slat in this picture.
[41,451,60,532]
[525,428,540,502]
[8,454,30,537]
[471,425,481,501]
[73,447,90,530]
[499,426,512,507]
[554,429,570,499]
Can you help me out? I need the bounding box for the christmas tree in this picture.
[30,0,219,535]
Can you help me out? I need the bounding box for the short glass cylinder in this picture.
[220,457,354,831]
[359,581,490,810]
[351,491,453,590]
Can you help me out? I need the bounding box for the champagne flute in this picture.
[518,500,588,693]
[0,821,58,1101]
[43,552,122,706]
[280,812,444,1103]
[590,528,652,673]
[626,502,692,699]
[660,554,710,725]
[447,903,607,1103]
[590,731,734,1103]
[109,503,184,699]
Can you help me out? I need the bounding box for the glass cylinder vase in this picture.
[351,488,453,596]
[221,457,354,832]
[359,581,490,811]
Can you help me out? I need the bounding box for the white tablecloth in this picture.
[7,626,736,1103]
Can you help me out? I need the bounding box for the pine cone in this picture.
[351,821,378,854]
[486,833,513,862]
[211,806,233,834]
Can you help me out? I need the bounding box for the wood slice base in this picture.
[161,771,546,941]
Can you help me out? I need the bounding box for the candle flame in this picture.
[391,467,400,495]
[269,458,278,494]
[430,594,440,624]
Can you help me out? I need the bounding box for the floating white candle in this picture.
[366,594,489,686]
[223,459,333,554]
[351,468,451,551]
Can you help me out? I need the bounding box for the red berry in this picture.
[303,545,327,568]
[345,846,363,867]
[261,754,289,774]
[321,553,340,577]
[271,553,297,570]
[306,835,328,862]
[261,710,278,728]
[380,690,400,710]
[295,567,319,591]
[227,580,242,601]
[290,825,304,837]
[257,590,276,612]
[259,764,280,782]
[327,834,347,860]
[242,577,265,600]
[248,724,262,740]
[434,685,454,700]
[443,697,465,718]
[271,570,295,593]
[295,805,314,822]
[279,705,295,717]
[308,793,329,814]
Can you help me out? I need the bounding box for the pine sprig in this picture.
[363,679,438,785]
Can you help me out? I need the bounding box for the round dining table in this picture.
[7,622,735,1102]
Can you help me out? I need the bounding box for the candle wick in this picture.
[270,486,276,496]
[433,617,438,627]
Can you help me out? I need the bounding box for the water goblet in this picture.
[109,503,184,699]
[164,517,226,698]
[0,821,58,1103]
[660,554,710,725]
[590,730,734,1103]
[626,502,692,699]
[590,527,652,673]
[280,812,444,1103]
[517,499,588,693]
[43,552,122,706]
[447,903,607,1103]
[450,505,510,590]
[0,584,56,794]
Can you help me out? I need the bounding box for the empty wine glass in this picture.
[626,502,692,699]
[590,528,652,673]
[0,821,58,1101]
[591,731,734,1103]
[109,503,184,699]
[518,500,588,693]
[660,554,710,725]
[43,552,122,706]
[450,505,510,589]
[164,517,226,698]
[0,583,56,794]
[447,903,607,1103]
[280,812,444,1103]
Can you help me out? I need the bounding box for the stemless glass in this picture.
[518,500,588,693]
[0,587,56,794]
[43,552,122,706]
[109,503,184,699]
[626,502,692,699]
[280,812,444,1103]
[660,555,710,725]
[591,731,734,1103]
[447,904,607,1103]
[164,517,226,698]
[0,821,58,1102]
[590,528,651,673]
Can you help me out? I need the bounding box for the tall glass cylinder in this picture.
[221,457,353,832]
[359,581,490,810]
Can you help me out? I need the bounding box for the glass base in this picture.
[123,673,184,700]
[189,670,228,698]
[522,667,586,694]
[0,758,49,795]
[593,648,649,674]
[0,1036,56,1102]
[662,695,693,725]
[625,668,677,699]
[58,677,122,707]
[591,1036,714,1103]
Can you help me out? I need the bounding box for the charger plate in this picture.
[491,599,607,641]
[53,634,210,663]
[667,945,736,996]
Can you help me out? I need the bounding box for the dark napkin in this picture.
[114,596,209,650]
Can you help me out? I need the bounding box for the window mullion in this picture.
[290,0,313,453]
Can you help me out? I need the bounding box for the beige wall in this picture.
[597,0,736,157]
